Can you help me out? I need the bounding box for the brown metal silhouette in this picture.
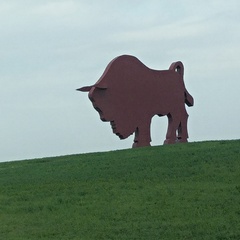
[77,55,194,148]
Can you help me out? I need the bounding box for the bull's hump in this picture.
[113,55,150,71]
[113,55,171,75]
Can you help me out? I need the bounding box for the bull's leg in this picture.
[132,119,151,148]
[164,113,180,144]
[177,109,189,143]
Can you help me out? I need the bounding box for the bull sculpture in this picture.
[77,55,194,148]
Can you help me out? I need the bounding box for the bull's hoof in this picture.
[176,138,188,143]
[163,139,175,144]
[132,141,151,148]
[164,138,188,144]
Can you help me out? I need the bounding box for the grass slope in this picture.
[0,140,240,240]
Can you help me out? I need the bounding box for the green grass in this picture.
[0,140,240,240]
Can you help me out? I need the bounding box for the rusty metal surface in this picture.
[77,55,194,148]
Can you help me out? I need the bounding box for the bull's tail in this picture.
[184,90,194,107]
[169,61,194,107]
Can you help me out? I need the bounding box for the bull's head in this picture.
[77,84,110,121]
[77,77,135,139]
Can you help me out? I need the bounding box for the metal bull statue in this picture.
[77,55,194,148]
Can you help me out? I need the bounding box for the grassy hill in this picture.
[0,140,240,240]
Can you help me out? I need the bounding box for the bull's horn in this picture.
[76,86,93,92]
[76,82,108,92]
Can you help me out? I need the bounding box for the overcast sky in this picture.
[1,0,239,162]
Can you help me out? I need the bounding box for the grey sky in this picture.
[1,0,240,162]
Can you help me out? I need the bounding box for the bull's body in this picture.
[78,55,194,147]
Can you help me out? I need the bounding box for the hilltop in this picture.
[0,140,240,239]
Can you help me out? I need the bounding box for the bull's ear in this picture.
[76,86,93,92]
[96,85,107,90]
